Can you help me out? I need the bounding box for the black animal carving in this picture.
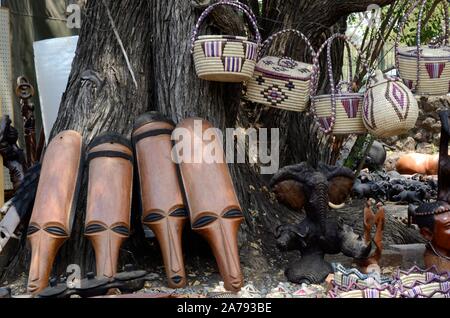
[392,189,427,205]
[351,166,437,203]
[270,163,372,284]
[352,180,376,199]
[389,184,405,200]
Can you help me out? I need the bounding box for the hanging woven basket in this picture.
[310,34,369,135]
[244,29,315,112]
[191,1,261,83]
[395,0,450,96]
[363,70,419,138]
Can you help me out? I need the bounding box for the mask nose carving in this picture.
[27,230,66,293]
[175,118,244,292]
[87,229,125,278]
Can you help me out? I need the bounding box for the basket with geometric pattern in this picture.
[191,1,261,83]
[363,70,419,138]
[395,0,450,96]
[310,34,369,135]
[244,29,315,112]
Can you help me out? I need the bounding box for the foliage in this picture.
[400,0,447,46]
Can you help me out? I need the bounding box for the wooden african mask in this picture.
[174,118,244,292]
[132,112,188,288]
[27,131,84,294]
[85,133,133,279]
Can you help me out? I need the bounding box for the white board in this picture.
[0,8,14,191]
[33,36,78,141]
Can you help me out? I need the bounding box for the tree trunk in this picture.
[5,0,421,284]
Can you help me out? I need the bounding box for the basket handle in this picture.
[190,0,261,54]
[395,0,450,92]
[310,33,370,134]
[258,29,316,60]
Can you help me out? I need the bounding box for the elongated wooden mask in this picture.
[174,118,244,292]
[133,112,188,288]
[85,133,133,279]
[27,131,84,294]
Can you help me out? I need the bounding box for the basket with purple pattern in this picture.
[310,34,369,135]
[191,1,261,83]
[394,266,450,289]
[363,70,419,138]
[395,0,450,96]
[244,29,315,112]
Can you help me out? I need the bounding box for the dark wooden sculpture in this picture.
[132,112,188,288]
[85,133,133,278]
[271,163,372,284]
[0,115,26,190]
[27,131,84,294]
[15,76,37,167]
[175,118,244,292]
[411,110,450,272]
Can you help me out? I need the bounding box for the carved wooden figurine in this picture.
[85,133,133,278]
[411,110,450,272]
[27,131,84,294]
[132,112,188,288]
[175,118,244,292]
[356,200,385,274]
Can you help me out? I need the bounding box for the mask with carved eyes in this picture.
[133,112,189,288]
[27,130,84,295]
[175,117,244,292]
[84,133,133,279]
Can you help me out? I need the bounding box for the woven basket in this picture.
[191,1,261,83]
[245,29,315,112]
[395,0,450,96]
[310,34,369,135]
[363,70,419,138]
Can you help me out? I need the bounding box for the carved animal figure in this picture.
[271,163,372,284]
[392,189,427,205]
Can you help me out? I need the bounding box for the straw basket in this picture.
[310,34,369,135]
[245,29,315,112]
[363,70,419,138]
[191,1,261,83]
[395,0,450,96]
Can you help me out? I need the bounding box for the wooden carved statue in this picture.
[27,131,84,294]
[271,163,373,284]
[174,118,244,292]
[133,112,188,288]
[85,133,133,278]
[411,110,450,272]
[0,115,26,190]
[356,200,385,273]
[15,76,38,167]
